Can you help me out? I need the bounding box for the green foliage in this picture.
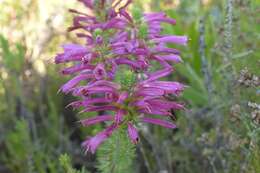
[115,66,136,91]
[249,146,260,173]
[3,120,33,173]
[60,154,89,173]
[138,23,149,39]
[97,128,136,173]
[0,34,25,73]
[131,6,143,21]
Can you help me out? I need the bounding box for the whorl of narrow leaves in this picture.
[97,129,136,173]
[114,66,136,90]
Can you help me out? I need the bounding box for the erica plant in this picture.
[55,0,187,155]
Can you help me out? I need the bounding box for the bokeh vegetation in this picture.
[0,0,259,173]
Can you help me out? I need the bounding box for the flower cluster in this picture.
[55,0,188,154]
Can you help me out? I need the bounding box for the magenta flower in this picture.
[143,12,176,38]
[55,44,89,63]
[93,63,107,80]
[141,117,176,129]
[55,0,188,153]
[81,115,114,126]
[127,123,139,144]
[60,74,94,93]
[82,124,117,154]
[156,54,183,63]
[151,35,188,45]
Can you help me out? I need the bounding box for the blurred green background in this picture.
[0,0,259,173]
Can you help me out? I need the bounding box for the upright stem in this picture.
[199,18,213,104]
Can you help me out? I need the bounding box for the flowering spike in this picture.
[55,0,187,153]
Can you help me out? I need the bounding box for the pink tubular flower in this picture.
[156,54,183,63]
[139,81,185,96]
[141,117,176,129]
[82,124,116,154]
[94,63,107,80]
[81,115,114,126]
[127,123,139,144]
[55,0,188,153]
[139,99,184,115]
[143,12,176,38]
[55,46,91,64]
[152,35,188,45]
[60,74,94,93]
[61,64,95,75]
